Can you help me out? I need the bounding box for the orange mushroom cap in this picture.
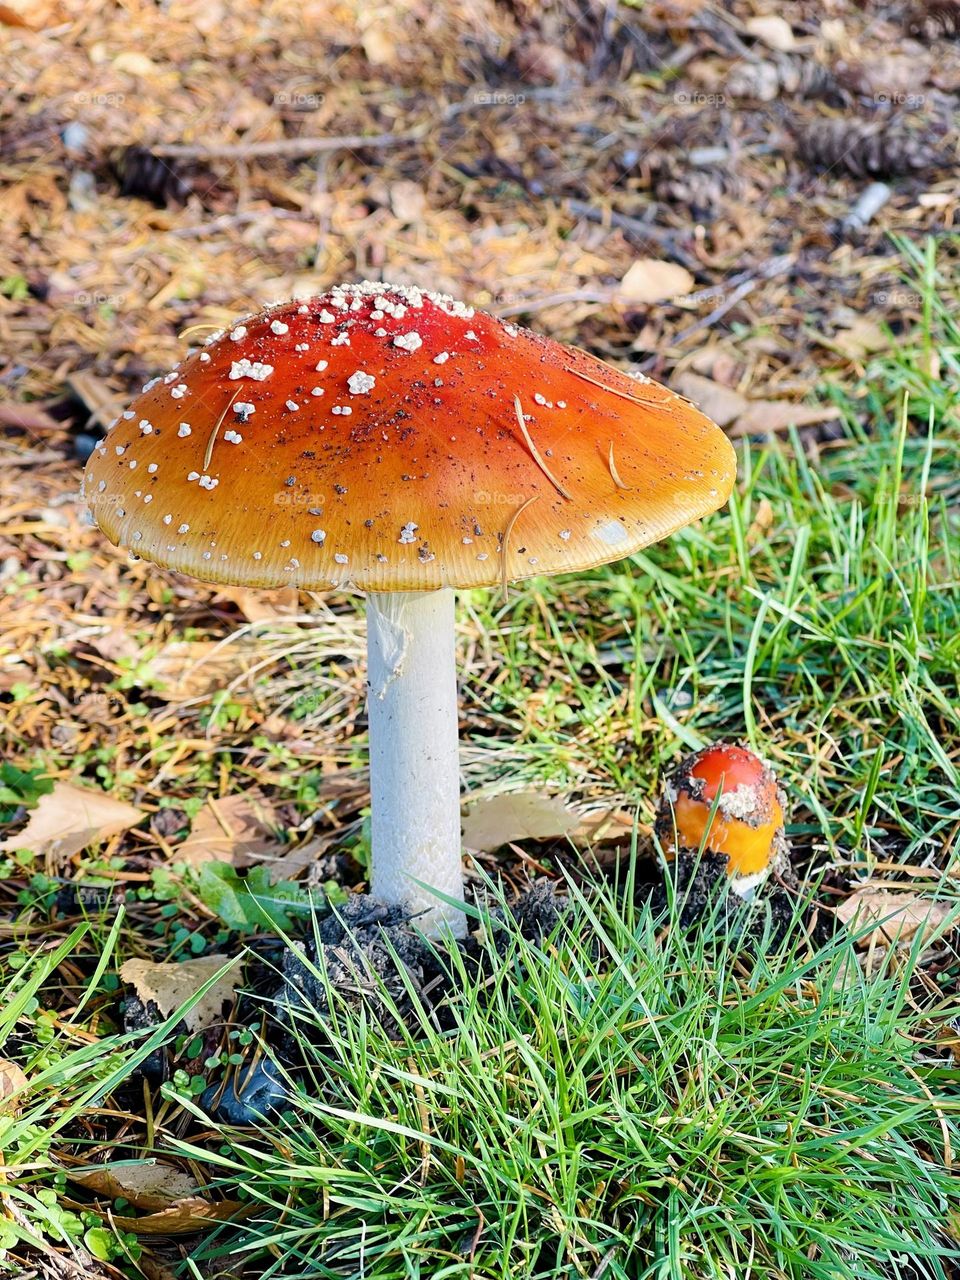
[83,281,735,591]
[656,743,786,878]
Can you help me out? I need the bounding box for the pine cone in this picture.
[794,116,945,177]
[727,54,843,104]
[905,0,960,38]
[110,145,190,206]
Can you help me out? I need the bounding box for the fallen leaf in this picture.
[119,955,241,1032]
[938,1018,960,1064]
[87,627,142,664]
[257,834,330,882]
[112,51,159,76]
[462,791,581,851]
[917,348,941,380]
[389,180,427,223]
[673,371,748,427]
[70,1162,200,1211]
[213,584,300,622]
[747,496,775,544]
[0,1059,28,1112]
[616,260,694,306]
[461,790,633,852]
[729,401,841,436]
[146,639,254,701]
[0,3,34,27]
[361,26,395,66]
[176,791,280,869]
[830,316,891,359]
[109,1198,249,1236]
[835,887,951,951]
[745,14,795,50]
[0,783,143,862]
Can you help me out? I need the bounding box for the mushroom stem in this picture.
[366,589,465,937]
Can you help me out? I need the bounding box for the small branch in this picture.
[152,127,426,161]
[669,253,794,348]
[565,199,702,272]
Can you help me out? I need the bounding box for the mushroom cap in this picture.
[656,743,787,878]
[83,281,736,591]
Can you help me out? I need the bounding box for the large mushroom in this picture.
[83,281,735,937]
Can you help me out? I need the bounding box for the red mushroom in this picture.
[656,743,788,896]
[83,281,736,936]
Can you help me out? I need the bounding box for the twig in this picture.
[565,199,701,272]
[669,253,794,348]
[152,127,426,161]
[492,289,610,318]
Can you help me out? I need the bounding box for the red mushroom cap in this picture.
[83,281,736,591]
[656,743,787,878]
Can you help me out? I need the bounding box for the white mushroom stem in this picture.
[366,589,465,937]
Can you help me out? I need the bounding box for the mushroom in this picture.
[83,281,736,937]
[655,742,788,897]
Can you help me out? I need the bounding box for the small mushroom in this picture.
[83,281,736,937]
[656,743,788,897]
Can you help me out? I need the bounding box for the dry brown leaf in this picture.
[729,401,841,436]
[835,887,951,951]
[109,1198,249,1235]
[257,834,331,882]
[938,1019,960,1064]
[0,783,143,862]
[745,14,796,50]
[616,260,694,306]
[830,316,891,359]
[0,1059,28,1112]
[213,584,300,622]
[112,51,160,77]
[747,496,775,544]
[119,955,241,1032]
[389,180,427,223]
[361,25,395,66]
[462,790,581,851]
[146,639,253,701]
[0,3,35,26]
[461,790,631,852]
[673,371,748,427]
[70,1162,200,1211]
[176,791,279,868]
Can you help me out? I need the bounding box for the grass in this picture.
[175,870,960,1279]
[1,238,959,1277]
